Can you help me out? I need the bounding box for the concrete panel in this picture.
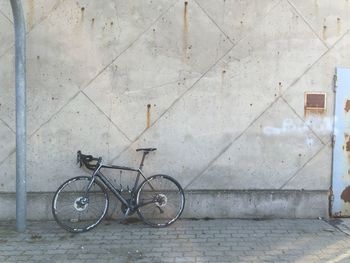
[0,92,131,192]
[0,13,13,57]
[283,32,350,144]
[28,0,174,89]
[0,0,64,31]
[195,0,280,43]
[84,0,233,141]
[282,144,332,190]
[0,1,12,23]
[0,54,15,133]
[189,98,324,190]
[1,0,174,135]
[0,120,15,163]
[113,1,327,189]
[0,10,11,25]
[22,0,64,31]
[289,0,350,47]
[0,50,81,135]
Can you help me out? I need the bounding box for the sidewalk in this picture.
[0,218,350,263]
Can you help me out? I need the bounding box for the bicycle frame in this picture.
[84,151,153,214]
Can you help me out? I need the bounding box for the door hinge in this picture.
[332,134,336,147]
[329,188,334,210]
[333,74,337,92]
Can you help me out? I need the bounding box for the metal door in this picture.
[331,67,350,217]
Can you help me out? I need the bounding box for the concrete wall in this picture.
[0,0,349,219]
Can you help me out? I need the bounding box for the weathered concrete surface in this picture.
[0,0,348,219]
[196,0,280,44]
[289,0,350,47]
[187,98,325,190]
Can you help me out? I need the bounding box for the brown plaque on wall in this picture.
[304,92,326,110]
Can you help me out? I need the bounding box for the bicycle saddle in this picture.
[136,148,157,152]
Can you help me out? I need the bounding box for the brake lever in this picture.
[77,151,82,167]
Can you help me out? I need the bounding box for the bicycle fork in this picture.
[79,162,103,206]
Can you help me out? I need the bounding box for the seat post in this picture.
[138,151,148,170]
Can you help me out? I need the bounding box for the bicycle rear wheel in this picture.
[52,176,109,233]
[136,174,185,227]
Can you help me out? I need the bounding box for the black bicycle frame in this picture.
[85,151,153,212]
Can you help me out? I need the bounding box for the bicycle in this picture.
[52,148,185,233]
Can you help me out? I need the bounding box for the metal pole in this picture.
[10,0,27,232]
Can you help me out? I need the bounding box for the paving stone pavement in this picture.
[0,218,350,263]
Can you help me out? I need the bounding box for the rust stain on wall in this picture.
[341,186,350,203]
[221,70,226,92]
[346,136,350,152]
[337,17,341,36]
[80,6,85,22]
[278,82,282,96]
[345,100,350,112]
[184,1,188,30]
[146,104,151,129]
[322,25,327,40]
[183,1,189,62]
[27,0,34,30]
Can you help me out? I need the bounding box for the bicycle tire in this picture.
[136,174,185,227]
[52,176,109,233]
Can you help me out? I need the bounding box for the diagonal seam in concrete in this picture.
[77,2,177,146]
[278,142,330,189]
[80,90,132,143]
[108,43,236,164]
[286,0,329,49]
[0,10,12,24]
[183,1,333,191]
[279,30,350,146]
[281,96,326,146]
[0,90,88,169]
[0,0,67,59]
[0,148,15,168]
[80,2,177,92]
[27,0,66,33]
[183,97,282,190]
[0,119,16,167]
[109,0,290,164]
[0,1,177,167]
[193,0,234,45]
[194,0,282,47]
[29,90,81,139]
[0,118,15,134]
[283,29,350,97]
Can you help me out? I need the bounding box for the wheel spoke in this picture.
[136,175,184,227]
[52,176,109,233]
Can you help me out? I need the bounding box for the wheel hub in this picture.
[155,194,167,207]
[74,197,88,211]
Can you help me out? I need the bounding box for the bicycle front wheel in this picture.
[136,174,185,227]
[52,176,109,233]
